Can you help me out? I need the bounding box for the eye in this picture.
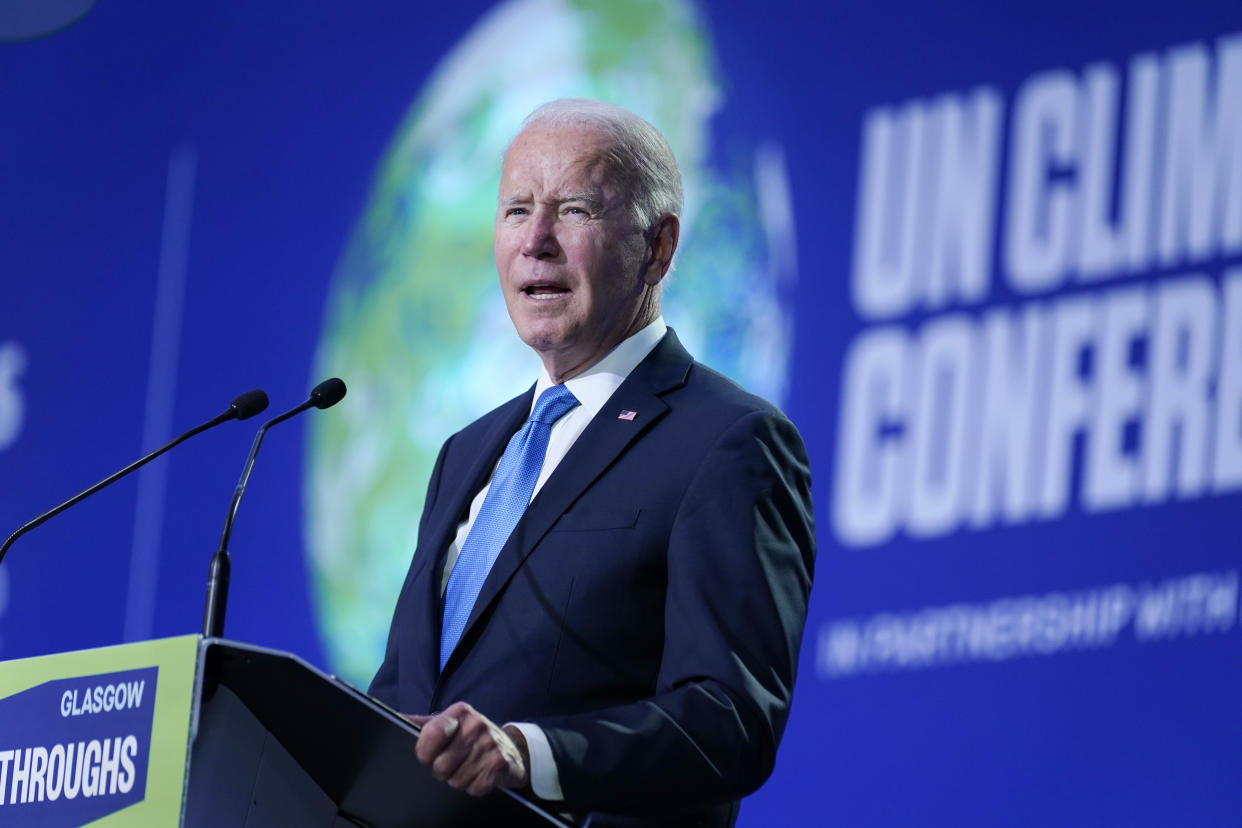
[505,207,528,218]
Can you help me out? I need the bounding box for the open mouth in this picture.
[523,283,570,300]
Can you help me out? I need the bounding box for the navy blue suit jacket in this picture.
[369,330,815,826]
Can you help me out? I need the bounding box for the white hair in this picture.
[517,98,683,234]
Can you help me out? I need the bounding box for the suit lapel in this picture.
[440,331,694,677]
[418,388,533,682]
[422,389,534,575]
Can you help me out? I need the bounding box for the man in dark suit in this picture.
[369,99,814,827]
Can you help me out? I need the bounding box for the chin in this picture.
[518,325,571,354]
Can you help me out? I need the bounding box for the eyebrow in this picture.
[557,192,605,209]
[499,192,606,210]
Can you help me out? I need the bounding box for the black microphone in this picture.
[0,389,269,567]
[202,377,347,638]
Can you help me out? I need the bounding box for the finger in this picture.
[414,713,460,764]
[437,714,494,787]
[447,744,499,794]
[431,716,488,782]
[446,746,502,797]
[430,733,476,782]
[443,721,522,796]
[438,714,460,739]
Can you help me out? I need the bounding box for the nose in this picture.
[520,209,560,259]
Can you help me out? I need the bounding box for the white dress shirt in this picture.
[440,316,668,800]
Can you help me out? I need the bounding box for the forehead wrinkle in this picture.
[573,150,622,190]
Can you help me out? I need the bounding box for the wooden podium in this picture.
[0,636,570,827]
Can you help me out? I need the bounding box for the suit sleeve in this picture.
[535,409,816,814]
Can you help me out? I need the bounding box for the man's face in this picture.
[495,125,656,382]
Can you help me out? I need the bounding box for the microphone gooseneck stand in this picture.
[0,389,269,568]
[202,378,346,639]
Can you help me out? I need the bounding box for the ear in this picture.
[642,213,680,286]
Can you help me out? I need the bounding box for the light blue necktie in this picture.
[439,384,580,671]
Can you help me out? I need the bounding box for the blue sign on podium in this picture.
[0,636,198,827]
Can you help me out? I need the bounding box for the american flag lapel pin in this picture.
[618,409,637,421]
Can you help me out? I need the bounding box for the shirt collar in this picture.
[532,316,667,415]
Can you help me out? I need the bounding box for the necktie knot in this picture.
[529,384,579,425]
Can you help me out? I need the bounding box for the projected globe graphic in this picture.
[305,0,797,685]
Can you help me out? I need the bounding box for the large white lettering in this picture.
[0,736,141,805]
[1005,70,1077,292]
[1083,286,1147,510]
[1001,35,1242,293]
[831,270,1242,546]
[906,315,974,537]
[1157,35,1242,267]
[832,328,909,546]
[852,88,1001,318]
[1213,272,1242,488]
[0,342,25,452]
[837,31,1242,547]
[1142,276,1218,501]
[969,303,1049,527]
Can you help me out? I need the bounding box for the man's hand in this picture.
[406,701,530,797]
